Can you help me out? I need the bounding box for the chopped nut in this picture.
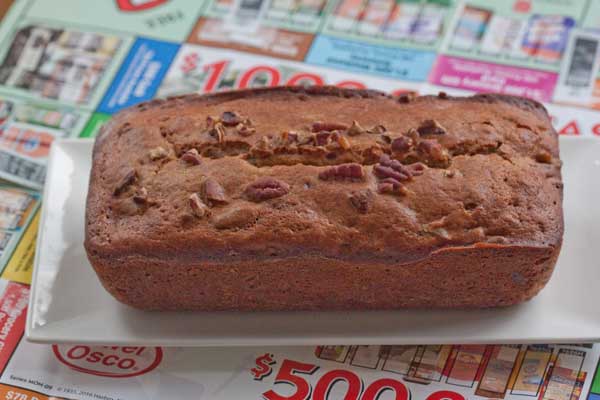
[374,154,413,182]
[284,131,299,143]
[189,193,209,218]
[250,137,274,158]
[212,207,258,230]
[181,148,202,165]
[148,146,168,160]
[318,163,365,181]
[312,121,349,132]
[374,165,410,182]
[210,123,226,143]
[297,133,315,146]
[417,119,446,136]
[378,134,392,145]
[206,115,218,129]
[406,128,419,141]
[397,93,414,103]
[535,151,552,163]
[133,187,148,204]
[236,124,255,137]
[315,132,331,146]
[377,182,393,193]
[113,168,137,196]
[279,131,290,143]
[368,125,387,134]
[362,145,383,164]
[201,178,228,206]
[347,120,366,136]
[337,135,351,150]
[391,136,413,153]
[417,140,450,167]
[349,189,373,214]
[244,177,290,202]
[255,136,271,150]
[443,169,455,178]
[377,178,408,196]
[221,111,243,126]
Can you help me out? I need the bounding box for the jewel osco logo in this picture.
[53,345,162,378]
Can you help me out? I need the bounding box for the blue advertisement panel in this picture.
[306,35,437,82]
[98,37,180,114]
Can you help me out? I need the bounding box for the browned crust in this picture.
[114,86,550,121]
[85,86,563,309]
[89,243,560,310]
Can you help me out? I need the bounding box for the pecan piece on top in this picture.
[417,119,446,136]
[209,123,226,143]
[148,146,168,160]
[189,193,209,218]
[113,168,137,196]
[318,163,365,181]
[297,133,315,146]
[181,148,202,165]
[201,178,228,206]
[378,134,392,145]
[349,189,373,214]
[312,121,349,132]
[397,93,414,103]
[347,120,366,136]
[374,154,413,182]
[244,177,290,202]
[337,135,351,150]
[362,145,383,164]
[377,178,408,196]
[221,111,244,127]
[368,124,386,134]
[391,136,413,153]
[315,132,332,146]
[406,127,419,141]
[417,140,450,167]
[373,165,409,183]
[236,124,256,137]
[250,136,274,158]
[255,135,272,150]
[280,131,299,144]
[206,115,218,129]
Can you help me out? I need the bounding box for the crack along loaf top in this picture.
[85,86,563,266]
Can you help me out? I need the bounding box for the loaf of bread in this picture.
[84,86,563,310]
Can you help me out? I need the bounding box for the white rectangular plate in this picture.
[27,137,600,346]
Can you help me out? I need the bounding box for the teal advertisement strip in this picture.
[306,34,437,81]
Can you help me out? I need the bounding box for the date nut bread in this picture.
[84,86,563,310]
